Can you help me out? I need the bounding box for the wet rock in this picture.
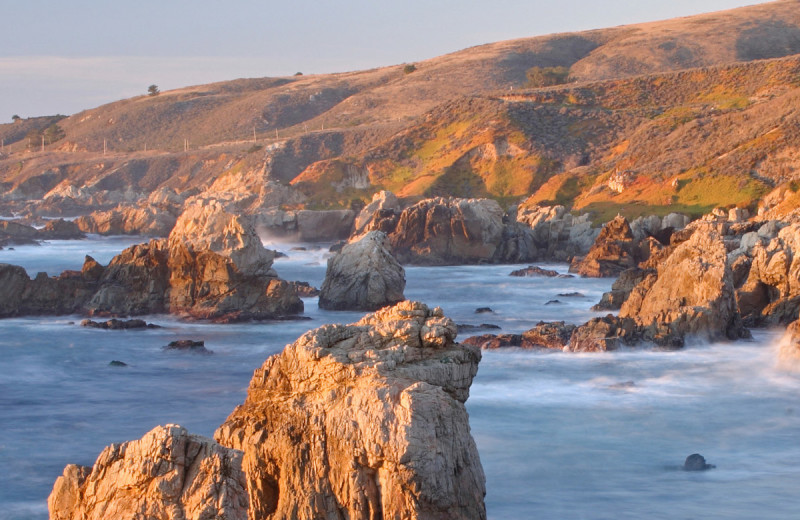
[558,292,585,297]
[457,323,501,332]
[289,280,320,297]
[545,299,563,305]
[164,339,212,354]
[215,301,486,520]
[48,424,247,520]
[523,321,576,349]
[108,360,128,367]
[683,453,715,471]
[475,307,494,314]
[566,315,639,352]
[80,318,158,329]
[509,265,560,277]
[319,231,406,311]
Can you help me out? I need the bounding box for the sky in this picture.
[1,0,767,120]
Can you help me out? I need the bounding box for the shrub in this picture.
[403,64,417,74]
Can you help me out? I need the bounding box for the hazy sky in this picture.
[1,0,765,120]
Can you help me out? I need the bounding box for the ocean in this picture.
[1,237,798,519]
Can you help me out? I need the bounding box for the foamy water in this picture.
[1,240,798,520]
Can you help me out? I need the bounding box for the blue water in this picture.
[1,240,798,520]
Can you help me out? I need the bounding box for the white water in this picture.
[1,240,798,520]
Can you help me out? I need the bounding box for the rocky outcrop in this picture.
[0,261,98,317]
[461,321,576,350]
[736,222,800,325]
[592,267,654,311]
[565,315,639,352]
[353,190,401,235]
[38,219,86,240]
[215,301,486,520]
[80,318,158,329]
[509,203,598,262]
[387,197,505,265]
[256,209,355,241]
[619,227,747,344]
[75,206,177,237]
[570,216,644,277]
[48,424,248,520]
[0,218,85,246]
[319,230,406,310]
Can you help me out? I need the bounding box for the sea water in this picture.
[1,240,798,520]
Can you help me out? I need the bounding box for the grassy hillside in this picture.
[1,0,800,218]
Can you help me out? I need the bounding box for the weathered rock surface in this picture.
[48,424,248,520]
[387,197,505,265]
[592,267,654,311]
[0,262,98,317]
[353,190,401,235]
[75,206,177,237]
[319,230,406,310]
[736,222,800,325]
[570,216,643,277]
[215,301,486,520]
[620,227,747,344]
[256,209,355,241]
[0,218,85,245]
[566,315,639,352]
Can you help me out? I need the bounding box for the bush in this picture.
[525,66,570,88]
[44,123,65,144]
[403,64,417,74]
[11,114,21,122]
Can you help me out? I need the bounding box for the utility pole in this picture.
[275,128,278,139]
[103,139,107,155]
[253,127,257,144]
[41,134,45,152]
[184,139,188,152]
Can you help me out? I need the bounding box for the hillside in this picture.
[1,0,800,219]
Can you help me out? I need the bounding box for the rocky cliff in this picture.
[215,300,486,519]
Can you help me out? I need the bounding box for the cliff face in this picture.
[215,300,486,520]
[48,424,248,520]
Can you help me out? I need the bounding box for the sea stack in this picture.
[216,300,486,519]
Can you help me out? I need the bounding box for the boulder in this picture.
[620,228,747,343]
[319,231,406,311]
[570,216,641,277]
[388,197,505,265]
[683,453,715,471]
[164,339,212,354]
[215,301,486,520]
[48,424,248,520]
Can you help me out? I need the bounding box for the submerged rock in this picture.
[48,424,248,520]
[215,301,486,519]
[509,265,560,277]
[319,230,406,311]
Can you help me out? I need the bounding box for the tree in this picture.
[147,84,160,96]
[11,114,21,122]
[44,123,65,144]
[525,66,571,88]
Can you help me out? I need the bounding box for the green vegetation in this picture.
[11,114,21,122]
[403,64,417,74]
[525,66,570,88]
[44,123,65,144]
[147,84,160,97]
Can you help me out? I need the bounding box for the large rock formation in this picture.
[75,206,177,237]
[48,424,248,520]
[570,216,644,277]
[387,197,505,264]
[619,227,747,344]
[319,230,406,311]
[88,203,301,320]
[0,262,98,317]
[215,301,486,519]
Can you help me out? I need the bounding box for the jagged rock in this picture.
[38,219,85,240]
[164,339,212,354]
[570,216,641,277]
[319,231,406,310]
[509,265,560,277]
[169,201,275,277]
[511,203,599,262]
[48,424,248,520]
[80,256,105,282]
[0,220,40,246]
[620,228,747,343]
[592,267,654,311]
[75,206,177,237]
[354,190,401,234]
[288,280,320,297]
[80,318,157,329]
[388,197,505,265]
[0,263,98,317]
[566,315,639,352]
[461,321,575,350]
[87,204,303,320]
[215,301,486,520]
[736,222,800,325]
